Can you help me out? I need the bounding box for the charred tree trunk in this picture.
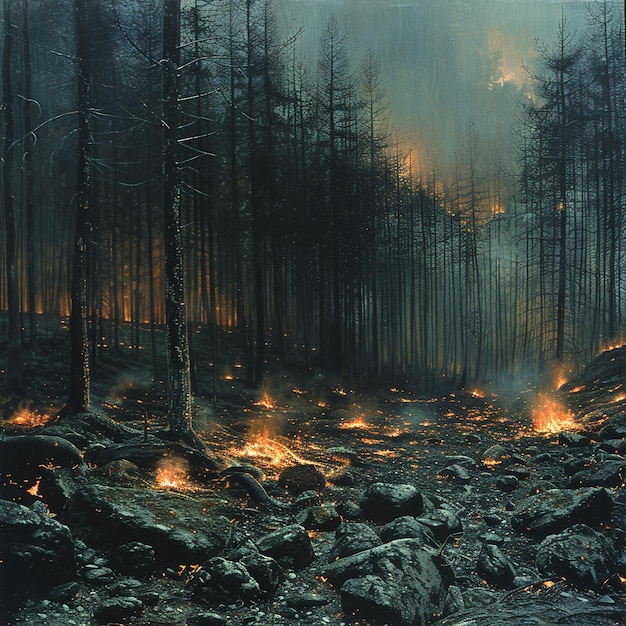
[68,0,91,414]
[161,0,203,450]
[2,0,23,393]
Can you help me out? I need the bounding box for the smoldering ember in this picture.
[1,0,626,625]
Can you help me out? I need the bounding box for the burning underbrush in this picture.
[2,401,51,430]
[529,393,580,434]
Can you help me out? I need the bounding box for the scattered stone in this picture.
[465,434,482,444]
[379,516,435,545]
[193,557,261,602]
[461,587,500,608]
[329,522,382,562]
[417,506,463,541]
[111,541,156,575]
[503,464,531,480]
[323,538,447,626]
[335,501,362,520]
[295,504,341,531]
[63,483,232,564]
[510,487,614,537]
[186,612,227,626]
[80,566,115,584]
[239,551,283,594]
[568,459,626,488]
[438,464,471,484]
[47,581,80,604]
[255,523,315,569]
[536,524,617,591]
[596,439,626,455]
[327,467,356,486]
[479,532,504,546]
[476,544,516,588]
[359,482,424,522]
[93,596,143,624]
[0,499,75,610]
[495,475,519,492]
[285,592,328,609]
[291,489,321,509]
[559,431,591,447]
[278,464,325,495]
[443,585,465,615]
[481,444,510,466]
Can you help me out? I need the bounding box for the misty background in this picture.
[274,0,617,176]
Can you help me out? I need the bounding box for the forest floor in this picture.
[2,329,626,625]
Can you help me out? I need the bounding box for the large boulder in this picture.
[510,487,614,537]
[329,522,382,562]
[536,524,618,591]
[63,484,232,565]
[323,538,448,625]
[359,482,424,522]
[254,523,315,569]
[0,500,75,611]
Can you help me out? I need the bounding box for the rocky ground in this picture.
[1,340,625,626]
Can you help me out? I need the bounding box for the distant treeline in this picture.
[0,0,624,392]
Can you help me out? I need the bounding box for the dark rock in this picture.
[562,455,588,476]
[327,446,364,466]
[138,591,160,607]
[0,435,84,504]
[0,499,75,609]
[329,522,382,562]
[379,516,435,545]
[255,523,314,569]
[417,506,463,541]
[47,581,80,604]
[532,452,553,464]
[335,500,362,520]
[327,467,356,486]
[438,464,471,483]
[80,566,115,584]
[186,612,227,626]
[597,422,626,440]
[443,585,465,615]
[359,482,424,522]
[476,544,516,588]
[277,464,325,495]
[536,524,617,591]
[503,464,531,480]
[193,557,261,602]
[596,439,626,455]
[481,444,510,466]
[568,459,626,488]
[63,483,232,564]
[479,532,505,546]
[291,489,321,509]
[462,587,500,608]
[239,551,283,594]
[295,503,341,531]
[93,596,143,624]
[111,541,157,575]
[511,487,614,537]
[323,538,447,626]
[495,475,519,492]
[285,592,328,609]
[559,431,591,447]
[465,434,482,444]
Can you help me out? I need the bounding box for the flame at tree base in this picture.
[531,393,579,434]
[155,457,192,490]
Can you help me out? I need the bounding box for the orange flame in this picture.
[155,457,191,490]
[254,391,275,410]
[531,394,579,434]
[6,403,50,429]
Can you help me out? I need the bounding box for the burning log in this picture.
[84,440,225,479]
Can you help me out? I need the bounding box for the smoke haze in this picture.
[275,0,620,176]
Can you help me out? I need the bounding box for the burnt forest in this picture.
[1,1,625,625]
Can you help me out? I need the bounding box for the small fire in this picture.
[26,479,41,498]
[6,403,50,429]
[531,394,579,434]
[254,391,275,410]
[155,457,191,490]
[340,416,370,430]
[470,389,485,398]
[570,386,585,393]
